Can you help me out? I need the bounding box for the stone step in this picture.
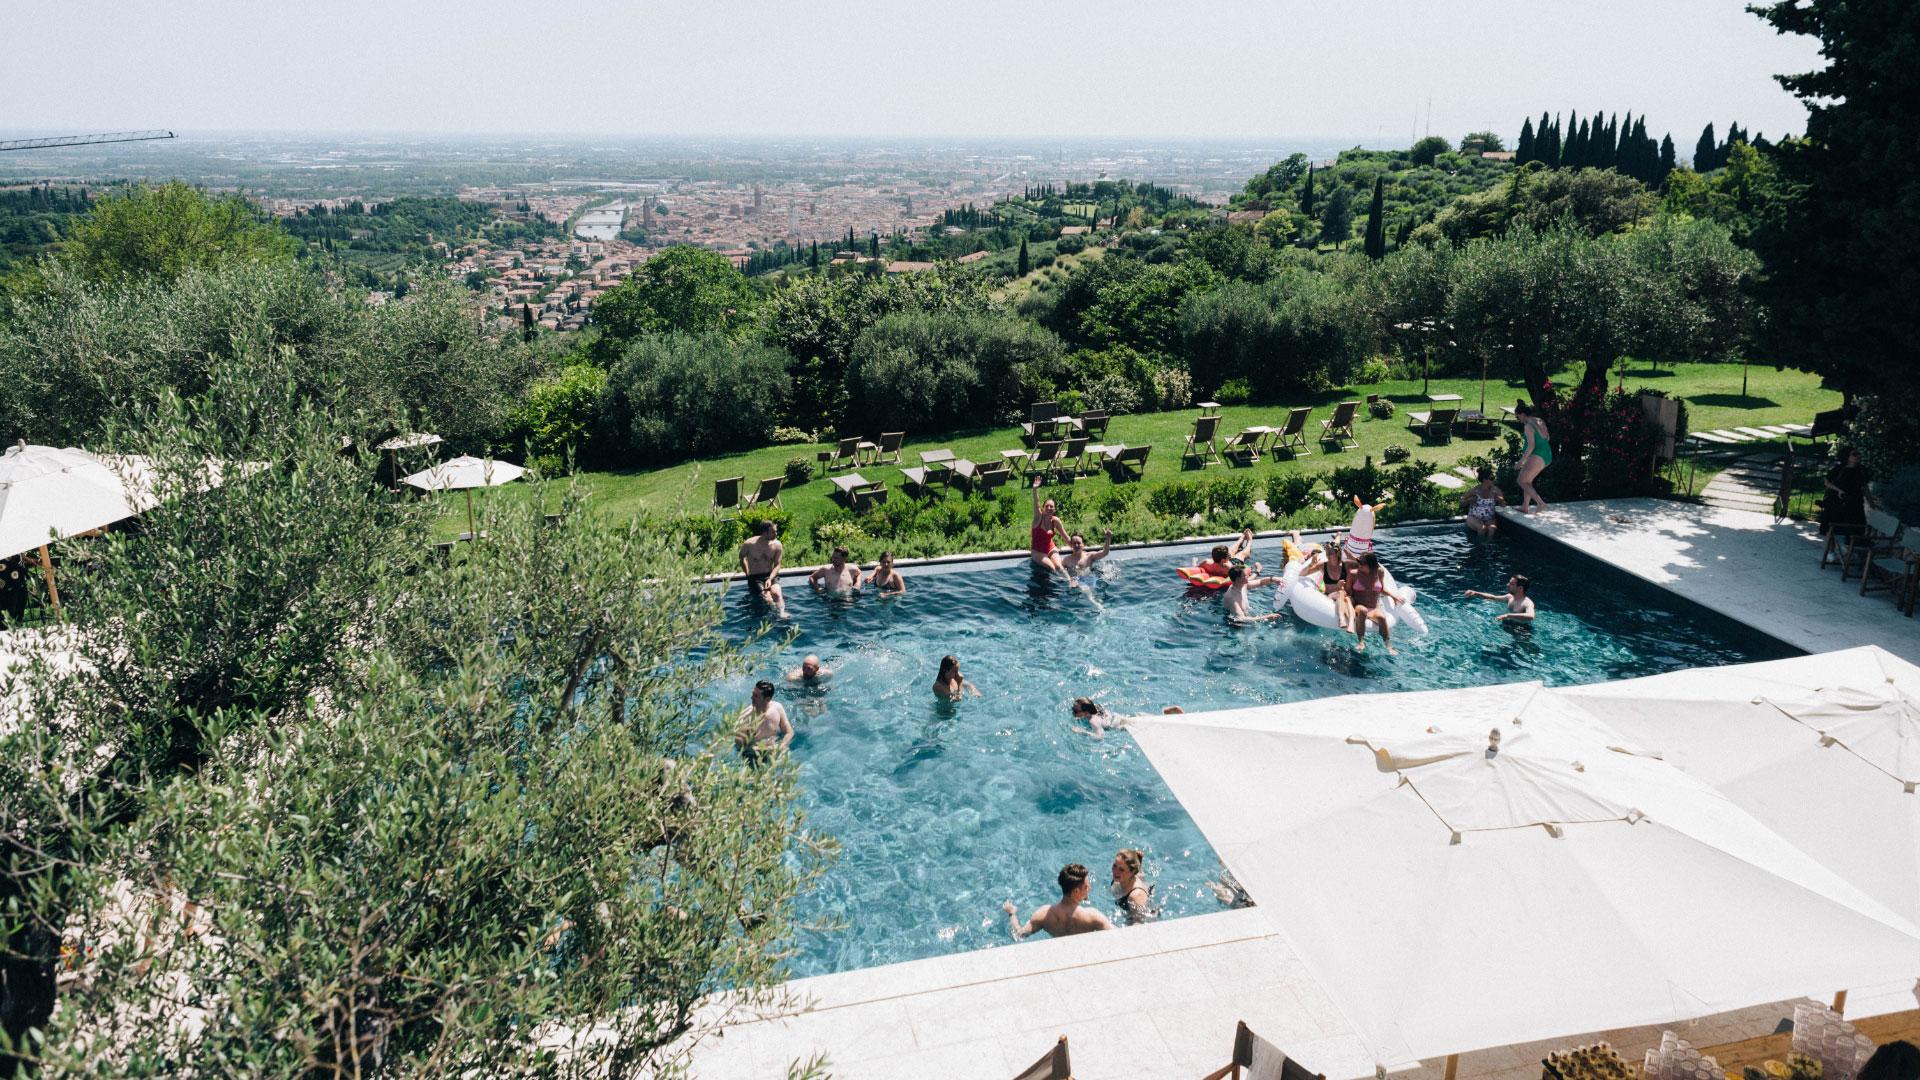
[1707,428,1756,441]
[1734,426,1779,440]
[1692,432,1738,445]
[1781,423,1813,434]
[1453,465,1478,478]
[1427,472,1466,490]
[1761,425,1795,435]
[1702,489,1777,509]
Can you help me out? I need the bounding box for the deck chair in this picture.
[850,482,889,513]
[1011,1035,1071,1080]
[1051,437,1088,482]
[966,462,1013,495]
[1022,401,1063,446]
[1222,428,1264,466]
[1183,414,1222,467]
[1272,407,1311,457]
[1076,410,1110,438]
[1319,401,1359,448]
[899,467,939,499]
[1027,439,1064,481]
[1789,407,1849,449]
[1840,508,1904,583]
[874,431,905,464]
[1860,541,1919,613]
[1200,1020,1326,1080]
[1106,444,1150,481]
[745,476,783,509]
[711,476,744,517]
[823,436,862,471]
[1406,406,1458,443]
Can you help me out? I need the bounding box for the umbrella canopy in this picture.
[1129,681,1920,1070]
[400,455,524,493]
[1557,646,1920,929]
[0,443,145,560]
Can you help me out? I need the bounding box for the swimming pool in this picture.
[719,525,1796,977]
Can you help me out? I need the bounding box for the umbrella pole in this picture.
[1831,989,1848,1015]
[37,543,62,621]
[1443,1054,1459,1080]
[466,489,476,542]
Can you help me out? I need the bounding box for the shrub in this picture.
[842,310,1065,435]
[1055,388,1087,416]
[1206,474,1258,514]
[1382,443,1411,464]
[1874,465,1920,524]
[504,363,607,471]
[1151,367,1193,411]
[1078,369,1143,414]
[771,425,813,445]
[1216,378,1252,405]
[1368,398,1395,420]
[1355,356,1395,384]
[1327,455,1385,503]
[1264,472,1318,516]
[1383,461,1446,520]
[598,332,793,465]
[784,456,814,487]
[1146,480,1207,519]
[813,519,867,549]
[738,504,793,538]
[1092,485,1139,520]
[1458,453,1491,472]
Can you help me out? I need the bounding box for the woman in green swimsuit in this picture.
[1515,401,1552,513]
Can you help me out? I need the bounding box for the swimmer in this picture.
[1223,565,1282,623]
[737,519,788,617]
[1346,551,1407,655]
[1465,574,1536,624]
[1462,466,1504,538]
[1110,849,1155,924]
[785,654,833,685]
[1194,528,1259,578]
[808,546,861,592]
[865,550,906,594]
[735,680,793,761]
[1029,478,1069,574]
[932,654,981,700]
[1003,863,1115,940]
[1203,867,1255,909]
[1069,696,1127,739]
[1060,527,1112,574]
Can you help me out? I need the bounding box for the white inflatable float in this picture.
[1277,501,1428,636]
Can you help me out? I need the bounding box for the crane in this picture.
[0,130,175,153]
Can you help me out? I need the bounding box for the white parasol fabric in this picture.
[401,456,525,541]
[0,443,144,560]
[1129,679,1920,1070]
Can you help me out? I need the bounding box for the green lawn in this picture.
[429,362,1839,542]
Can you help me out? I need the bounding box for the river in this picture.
[574,202,626,241]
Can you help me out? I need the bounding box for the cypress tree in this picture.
[1537,112,1555,166]
[1517,117,1536,164]
[1363,176,1387,260]
[520,304,535,342]
[1694,123,1716,170]
[1567,118,1587,169]
[1301,164,1316,216]
[1017,236,1030,276]
[1657,134,1677,187]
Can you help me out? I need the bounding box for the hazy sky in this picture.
[7,0,1821,145]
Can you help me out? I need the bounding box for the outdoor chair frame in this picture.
[1320,401,1360,448]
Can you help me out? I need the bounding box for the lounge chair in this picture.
[1840,508,1904,583]
[1183,415,1222,468]
[1010,1036,1071,1080]
[1272,407,1311,458]
[1050,437,1088,482]
[1021,401,1062,446]
[1200,1020,1326,1080]
[874,431,905,465]
[822,436,862,471]
[1789,407,1849,449]
[745,476,783,509]
[899,467,939,499]
[1319,401,1359,448]
[850,482,889,513]
[829,472,872,503]
[1107,444,1150,481]
[712,475,745,517]
[1406,406,1458,443]
[1222,428,1264,466]
[966,461,1013,495]
[1027,439,1064,480]
[1860,542,1919,615]
[1075,410,1110,438]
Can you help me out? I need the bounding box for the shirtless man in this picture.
[786,654,833,685]
[735,680,793,762]
[808,546,861,592]
[737,520,787,616]
[1003,863,1115,940]
[1060,528,1113,574]
[1223,565,1282,623]
[1465,574,1537,624]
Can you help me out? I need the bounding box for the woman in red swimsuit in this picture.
[1030,477,1068,573]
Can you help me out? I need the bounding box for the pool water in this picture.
[719,526,1796,977]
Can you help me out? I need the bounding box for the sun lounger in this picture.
[1106,443,1150,481]
[1200,1020,1327,1080]
[1010,1036,1071,1080]
[962,461,1012,495]
[745,476,783,509]
[1027,439,1064,481]
[1790,407,1848,448]
[822,436,862,471]
[1183,414,1222,467]
[850,482,888,513]
[874,431,905,464]
[1272,407,1311,457]
[1861,541,1919,614]
[1840,508,1904,583]
[899,467,938,499]
[1319,401,1359,448]
[829,472,871,501]
[712,475,744,516]
[1075,410,1110,438]
[1407,406,1458,443]
[1050,437,1088,482]
[1222,428,1264,466]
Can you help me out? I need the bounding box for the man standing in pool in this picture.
[736,680,794,763]
[737,520,788,617]
[1223,565,1283,624]
[1465,575,1536,624]
[1004,863,1114,940]
[809,546,861,593]
[1059,528,1113,575]
[786,654,833,685]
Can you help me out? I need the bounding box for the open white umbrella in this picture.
[1130,681,1920,1072]
[0,443,145,617]
[400,455,525,541]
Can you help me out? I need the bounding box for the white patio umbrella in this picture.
[1129,681,1920,1072]
[0,443,145,618]
[400,455,525,541]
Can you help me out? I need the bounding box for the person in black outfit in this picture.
[1819,446,1869,537]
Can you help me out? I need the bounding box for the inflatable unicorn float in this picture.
[1276,497,1428,636]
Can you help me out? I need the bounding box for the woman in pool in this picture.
[1515,401,1552,514]
[1110,849,1156,924]
[1069,696,1126,738]
[1462,466,1504,538]
[1029,477,1069,574]
[933,654,981,699]
[865,550,906,594]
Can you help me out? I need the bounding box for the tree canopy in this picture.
[55,181,296,285]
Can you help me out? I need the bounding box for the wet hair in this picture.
[1210,545,1231,562]
[1115,849,1144,876]
[1229,565,1248,583]
[937,655,960,681]
[1858,1042,1920,1080]
[879,550,894,564]
[1057,863,1090,898]
[753,679,775,698]
[831,546,849,560]
[1069,533,1086,546]
[1357,551,1381,570]
[755,519,778,536]
[1514,400,1534,418]
[1510,574,1530,592]
[1071,696,1100,716]
[1325,542,1343,562]
[1477,465,1493,482]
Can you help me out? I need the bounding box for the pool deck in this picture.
[1496,498,1920,664]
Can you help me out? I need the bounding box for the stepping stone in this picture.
[1453,466,1477,478]
[1427,472,1466,489]
[1735,427,1777,440]
[1693,432,1736,444]
[1707,428,1754,441]
[1781,423,1812,434]
[1761,425,1794,435]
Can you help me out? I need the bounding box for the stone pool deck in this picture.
[1496,498,1920,664]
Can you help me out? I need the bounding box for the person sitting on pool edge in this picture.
[786,654,833,685]
[735,680,793,763]
[1462,466,1504,539]
[1110,849,1155,924]
[808,546,861,592]
[737,519,788,617]
[1004,863,1114,940]
[1223,565,1282,624]
[1060,528,1112,574]
[1029,477,1070,574]
[1465,574,1536,625]
[865,550,905,594]
[933,654,981,699]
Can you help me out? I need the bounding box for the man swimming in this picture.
[1069,696,1126,739]
[785,654,833,685]
[1223,565,1282,623]
[1003,863,1115,940]
[1060,527,1112,574]
[737,519,787,617]
[808,546,861,592]
[1465,574,1536,624]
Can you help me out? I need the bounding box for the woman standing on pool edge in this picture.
[1515,401,1552,514]
[1029,476,1069,574]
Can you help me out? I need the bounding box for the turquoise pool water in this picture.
[719,525,1796,977]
